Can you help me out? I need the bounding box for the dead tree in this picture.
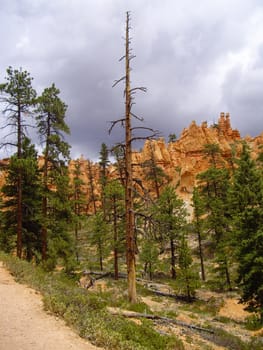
[110,12,158,303]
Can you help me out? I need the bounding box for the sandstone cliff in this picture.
[0,113,262,216]
[69,113,263,215]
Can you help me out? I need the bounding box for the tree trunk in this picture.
[99,241,103,271]
[170,238,176,279]
[197,227,206,281]
[113,196,119,280]
[41,197,48,260]
[17,104,22,258]
[87,160,97,214]
[125,11,136,303]
[17,173,23,258]
[41,113,50,261]
[224,257,232,291]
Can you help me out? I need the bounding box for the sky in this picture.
[0,0,263,161]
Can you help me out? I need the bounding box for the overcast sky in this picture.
[1,0,263,160]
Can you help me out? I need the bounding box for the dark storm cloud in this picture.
[1,0,263,160]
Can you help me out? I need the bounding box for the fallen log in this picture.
[83,271,196,302]
[147,288,196,302]
[108,309,214,334]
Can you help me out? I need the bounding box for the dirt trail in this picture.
[0,262,102,350]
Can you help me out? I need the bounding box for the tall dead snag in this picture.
[124,12,136,302]
[110,12,157,303]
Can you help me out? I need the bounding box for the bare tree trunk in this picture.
[111,12,148,301]
[125,12,136,303]
[113,195,119,280]
[17,105,22,258]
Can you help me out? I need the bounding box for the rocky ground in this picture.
[91,278,263,350]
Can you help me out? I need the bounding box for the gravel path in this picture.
[0,262,102,350]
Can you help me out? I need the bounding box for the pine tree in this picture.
[71,159,86,262]
[104,180,125,279]
[177,234,200,301]
[99,143,109,215]
[87,211,110,271]
[192,187,206,281]
[152,185,188,279]
[140,238,159,280]
[197,143,232,289]
[36,83,72,267]
[141,141,169,199]
[86,160,97,214]
[0,137,42,260]
[0,67,36,258]
[229,142,263,320]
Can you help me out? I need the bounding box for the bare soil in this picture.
[0,262,102,350]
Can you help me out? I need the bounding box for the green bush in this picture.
[245,314,263,330]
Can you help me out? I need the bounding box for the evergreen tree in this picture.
[87,160,97,214]
[141,141,169,199]
[0,67,36,258]
[71,159,86,262]
[197,143,232,289]
[177,233,200,301]
[168,133,177,143]
[99,143,109,215]
[229,142,263,320]
[140,238,159,280]
[152,185,188,279]
[0,137,42,260]
[87,211,110,271]
[47,164,75,272]
[192,187,206,281]
[104,180,125,279]
[111,145,125,187]
[36,83,72,267]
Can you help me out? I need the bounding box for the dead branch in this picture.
[108,118,126,134]
[130,87,147,93]
[112,76,126,88]
[130,112,144,121]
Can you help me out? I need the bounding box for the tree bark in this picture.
[41,113,50,261]
[170,238,176,279]
[197,226,206,281]
[113,195,119,280]
[125,11,136,303]
[17,104,22,258]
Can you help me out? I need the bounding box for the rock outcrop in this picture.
[0,113,262,216]
[69,113,262,214]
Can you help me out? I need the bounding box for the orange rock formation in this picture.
[0,114,262,216]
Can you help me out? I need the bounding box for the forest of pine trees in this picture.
[0,14,263,323]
